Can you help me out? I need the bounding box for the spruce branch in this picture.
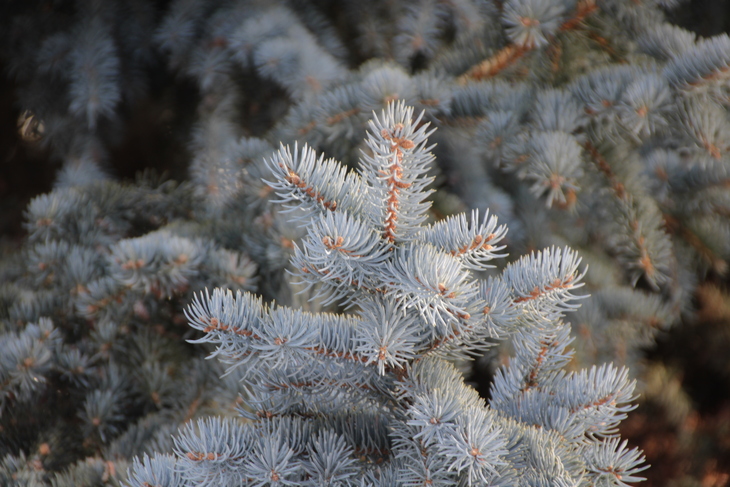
[459,0,599,82]
[127,102,646,486]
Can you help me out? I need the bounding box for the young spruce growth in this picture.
[128,102,647,486]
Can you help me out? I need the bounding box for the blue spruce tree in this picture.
[5,0,730,483]
[128,102,647,486]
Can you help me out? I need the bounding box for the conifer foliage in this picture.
[0,176,259,486]
[4,0,730,483]
[5,0,730,376]
[128,103,647,486]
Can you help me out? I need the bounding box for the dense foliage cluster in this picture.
[2,0,730,484]
[127,102,647,486]
[0,174,259,485]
